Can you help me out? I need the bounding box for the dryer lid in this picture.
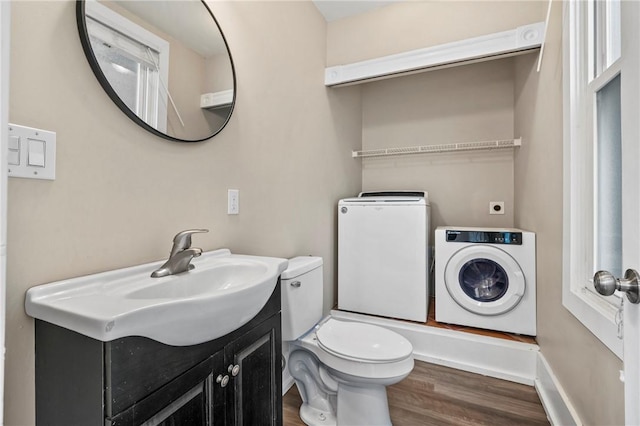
[316,319,413,362]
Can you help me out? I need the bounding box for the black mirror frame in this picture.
[76,0,236,143]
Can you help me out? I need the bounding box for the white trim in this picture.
[325,22,545,86]
[200,89,234,109]
[85,0,169,132]
[0,2,9,423]
[536,0,553,72]
[330,310,539,385]
[562,0,623,359]
[535,354,583,426]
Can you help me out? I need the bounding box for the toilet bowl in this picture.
[282,257,414,426]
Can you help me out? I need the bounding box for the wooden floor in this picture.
[283,361,550,426]
[423,298,537,345]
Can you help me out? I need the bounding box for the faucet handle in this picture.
[170,229,209,256]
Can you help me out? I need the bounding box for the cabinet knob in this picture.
[216,374,229,387]
[228,364,240,377]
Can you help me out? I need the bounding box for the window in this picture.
[85,0,169,132]
[563,0,623,357]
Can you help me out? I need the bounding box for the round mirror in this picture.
[76,0,236,142]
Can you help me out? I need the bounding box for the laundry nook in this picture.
[0,0,633,425]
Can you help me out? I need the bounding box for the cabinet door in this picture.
[109,351,224,426]
[224,314,282,426]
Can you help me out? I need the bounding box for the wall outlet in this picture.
[489,201,505,215]
[228,189,239,215]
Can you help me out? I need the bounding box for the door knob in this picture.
[593,269,640,304]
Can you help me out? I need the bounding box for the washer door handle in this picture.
[593,269,640,304]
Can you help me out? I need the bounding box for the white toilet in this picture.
[281,256,414,426]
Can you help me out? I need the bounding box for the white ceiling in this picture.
[115,1,226,58]
[312,0,401,22]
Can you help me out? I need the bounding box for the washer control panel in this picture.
[446,230,522,245]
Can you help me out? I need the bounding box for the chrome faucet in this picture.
[151,229,209,278]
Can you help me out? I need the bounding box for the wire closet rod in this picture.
[352,138,522,158]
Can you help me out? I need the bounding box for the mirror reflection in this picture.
[77,0,236,142]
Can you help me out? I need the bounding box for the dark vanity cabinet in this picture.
[35,282,283,426]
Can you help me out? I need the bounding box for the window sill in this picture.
[562,281,622,359]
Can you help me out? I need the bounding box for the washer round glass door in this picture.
[444,245,525,315]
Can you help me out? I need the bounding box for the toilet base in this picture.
[300,403,337,426]
[336,383,391,426]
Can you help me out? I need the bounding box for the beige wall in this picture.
[334,0,548,231]
[513,1,624,425]
[361,58,517,230]
[327,1,544,66]
[205,52,234,93]
[165,38,211,139]
[5,1,361,424]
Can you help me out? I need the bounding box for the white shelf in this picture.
[325,22,545,86]
[200,89,233,109]
[352,138,521,158]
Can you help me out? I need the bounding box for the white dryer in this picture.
[435,226,536,335]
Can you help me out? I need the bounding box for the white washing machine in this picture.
[338,191,430,322]
[435,226,536,335]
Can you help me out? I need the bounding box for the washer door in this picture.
[444,245,525,315]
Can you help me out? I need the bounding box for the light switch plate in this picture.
[228,189,239,215]
[7,123,56,180]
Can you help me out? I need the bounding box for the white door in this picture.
[621,1,640,422]
[593,1,640,423]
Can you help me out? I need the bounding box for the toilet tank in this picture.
[281,256,323,341]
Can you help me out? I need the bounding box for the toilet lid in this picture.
[316,319,413,363]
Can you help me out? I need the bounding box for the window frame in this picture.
[563,0,623,358]
[84,0,169,132]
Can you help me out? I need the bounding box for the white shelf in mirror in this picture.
[352,138,521,158]
[200,89,233,109]
[325,22,545,87]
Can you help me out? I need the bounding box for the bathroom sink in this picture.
[125,261,270,300]
[25,249,288,346]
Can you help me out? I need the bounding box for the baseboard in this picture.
[535,354,582,426]
[330,309,539,385]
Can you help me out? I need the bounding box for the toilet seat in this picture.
[316,318,412,363]
[293,316,414,381]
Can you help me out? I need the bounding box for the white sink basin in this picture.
[25,249,288,346]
